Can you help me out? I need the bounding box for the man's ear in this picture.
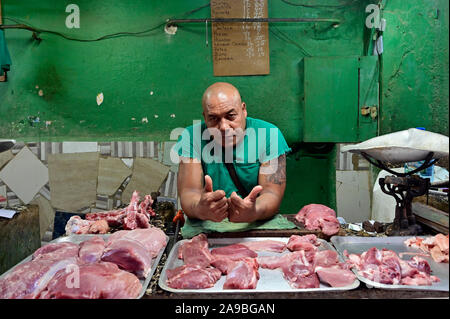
[242,102,247,116]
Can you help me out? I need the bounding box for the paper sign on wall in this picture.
[211,0,270,76]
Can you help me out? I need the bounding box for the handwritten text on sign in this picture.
[211,0,270,76]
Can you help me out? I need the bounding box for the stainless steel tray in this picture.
[158,237,360,293]
[0,233,169,299]
[331,236,449,291]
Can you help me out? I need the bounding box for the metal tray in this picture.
[158,237,360,293]
[0,233,169,299]
[331,236,449,291]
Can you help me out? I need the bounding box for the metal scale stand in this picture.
[360,152,438,236]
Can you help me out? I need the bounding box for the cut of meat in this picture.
[223,258,260,290]
[286,234,320,252]
[178,234,209,259]
[101,237,152,278]
[258,251,311,270]
[65,216,95,235]
[408,256,431,275]
[211,244,258,260]
[281,258,319,289]
[107,227,167,258]
[126,191,140,214]
[312,250,340,270]
[66,216,111,235]
[294,204,340,236]
[401,272,440,286]
[33,242,80,261]
[88,220,110,234]
[211,257,237,275]
[102,228,167,278]
[345,247,440,286]
[179,234,214,267]
[0,257,79,299]
[166,265,222,289]
[135,212,150,228]
[435,233,449,254]
[139,195,155,218]
[79,236,106,264]
[85,210,126,227]
[83,191,156,230]
[315,266,356,287]
[38,262,142,299]
[123,211,138,230]
[430,245,449,263]
[404,234,449,263]
[239,240,286,253]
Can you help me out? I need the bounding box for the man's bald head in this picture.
[202,82,242,111]
[201,82,247,147]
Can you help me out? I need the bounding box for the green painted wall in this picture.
[0,0,370,142]
[0,1,448,215]
[380,0,449,136]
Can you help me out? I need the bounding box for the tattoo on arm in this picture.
[261,155,286,185]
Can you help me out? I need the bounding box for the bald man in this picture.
[176,82,291,224]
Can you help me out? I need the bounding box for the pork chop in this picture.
[166,265,222,289]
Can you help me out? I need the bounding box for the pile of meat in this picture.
[344,247,440,286]
[165,234,356,290]
[294,204,340,236]
[65,191,155,235]
[404,234,449,263]
[0,227,167,299]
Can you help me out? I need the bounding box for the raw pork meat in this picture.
[239,240,286,253]
[312,250,340,269]
[257,250,312,270]
[101,237,152,278]
[344,247,440,286]
[33,242,80,261]
[85,210,125,227]
[294,204,340,236]
[0,257,79,299]
[211,244,258,260]
[178,234,214,267]
[65,216,110,235]
[84,190,155,230]
[88,220,110,234]
[223,258,260,290]
[107,227,167,258]
[166,265,222,289]
[79,236,106,264]
[211,257,238,275]
[258,247,355,289]
[65,216,94,235]
[101,228,167,278]
[404,234,449,263]
[139,194,156,218]
[287,234,320,253]
[280,257,319,289]
[315,266,356,287]
[38,262,142,299]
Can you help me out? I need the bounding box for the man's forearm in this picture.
[179,190,202,219]
[254,191,282,221]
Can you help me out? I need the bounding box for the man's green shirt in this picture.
[175,117,291,197]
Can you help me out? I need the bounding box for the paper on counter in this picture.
[0,209,17,219]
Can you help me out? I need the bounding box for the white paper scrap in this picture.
[0,209,17,219]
